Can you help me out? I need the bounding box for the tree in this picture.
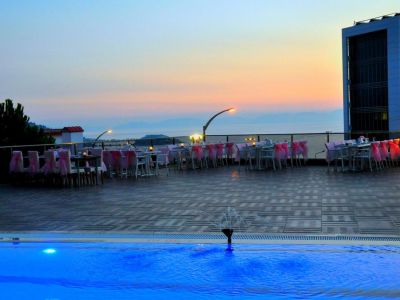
[0,99,55,146]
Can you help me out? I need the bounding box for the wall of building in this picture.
[61,132,83,143]
[342,17,400,135]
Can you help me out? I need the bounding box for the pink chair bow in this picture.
[370,142,381,162]
[9,151,23,173]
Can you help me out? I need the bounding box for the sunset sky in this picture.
[1,0,399,137]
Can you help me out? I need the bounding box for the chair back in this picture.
[370,142,381,162]
[388,140,400,160]
[28,151,40,174]
[110,151,122,170]
[42,150,57,174]
[291,141,301,155]
[215,144,224,158]
[58,150,72,175]
[235,143,248,162]
[191,145,203,160]
[274,143,284,160]
[281,143,289,159]
[325,142,336,162]
[122,150,136,168]
[9,151,23,173]
[379,140,389,160]
[205,144,216,159]
[226,143,235,156]
[299,140,308,160]
[102,150,112,170]
[157,147,170,165]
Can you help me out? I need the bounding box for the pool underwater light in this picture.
[43,248,57,254]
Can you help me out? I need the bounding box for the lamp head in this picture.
[107,129,112,134]
[228,108,236,113]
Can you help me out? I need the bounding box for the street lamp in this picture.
[92,129,112,147]
[202,108,235,142]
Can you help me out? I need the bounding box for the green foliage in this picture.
[0,99,55,146]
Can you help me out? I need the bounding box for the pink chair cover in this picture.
[370,142,381,162]
[28,151,40,174]
[235,143,247,162]
[42,151,57,175]
[226,143,235,156]
[206,144,216,159]
[325,142,336,162]
[110,150,122,170]
[90,148,107,172]
[102,150,112,170]
[379,141,388,160]
[9,151,23,173]
[121,150,135,169]
[274,143,284,160]
[191,145,203,160]
[158,147,170,165]
[58,150,71,176]
[291,141,300,157]
[299,141,308,160]
[388,140,400,160]
[281,143,289,160]
[215,144,224,158]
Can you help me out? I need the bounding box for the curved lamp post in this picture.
[202,108,235,142]
[92,129,112,147]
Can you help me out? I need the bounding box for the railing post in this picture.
[102,141,105,150]
[226,135,229,142]
[290,134,294,143]
[73,143,77,155]
[257,135,260,142]
[326,132,330,143]
[172,137,175,145]
[150,139,154,147]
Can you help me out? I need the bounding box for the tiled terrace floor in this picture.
[1,166,400,235]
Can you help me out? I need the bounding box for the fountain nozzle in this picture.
[221,228,234,245]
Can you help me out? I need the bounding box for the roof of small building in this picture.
[62,126,84,133]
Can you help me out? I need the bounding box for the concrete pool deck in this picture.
[1,166,400,236]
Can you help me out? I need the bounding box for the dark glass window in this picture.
[348,29,388,137]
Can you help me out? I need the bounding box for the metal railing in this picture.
[3,130,399,160]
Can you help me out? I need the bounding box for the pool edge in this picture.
[1,231,400,245]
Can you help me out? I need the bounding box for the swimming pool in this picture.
[1,242,399,299]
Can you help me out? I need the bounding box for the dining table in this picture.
[71,154,101,186]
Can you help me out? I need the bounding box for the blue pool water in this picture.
[1,243,400,299]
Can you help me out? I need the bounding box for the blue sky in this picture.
[1,0,399,138]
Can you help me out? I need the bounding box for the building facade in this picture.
[342,13,400,138]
